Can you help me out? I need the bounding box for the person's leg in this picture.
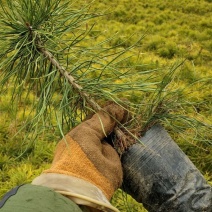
[122,125,212,212]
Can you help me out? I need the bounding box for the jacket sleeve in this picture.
[0,184,82,212]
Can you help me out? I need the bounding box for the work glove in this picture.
[32,104,126,212]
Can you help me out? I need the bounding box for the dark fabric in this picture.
[122,124,212,212]
[0,184,24,208]
[0,184,82,212]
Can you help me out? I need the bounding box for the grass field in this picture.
[0,0,211,211]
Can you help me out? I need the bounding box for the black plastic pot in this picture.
[121,124,212,212]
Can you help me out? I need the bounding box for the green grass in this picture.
[0,0,211,211]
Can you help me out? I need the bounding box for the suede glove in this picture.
[32,103,125,211]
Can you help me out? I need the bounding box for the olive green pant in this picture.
[0,184,82,212]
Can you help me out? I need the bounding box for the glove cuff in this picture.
[32,173,119,212]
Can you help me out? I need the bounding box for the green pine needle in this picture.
[0,0,211,154]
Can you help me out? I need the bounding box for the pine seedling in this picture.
[0,0,211,157]
[0,0,156,154]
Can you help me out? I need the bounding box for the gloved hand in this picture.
[32,103,126,212]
